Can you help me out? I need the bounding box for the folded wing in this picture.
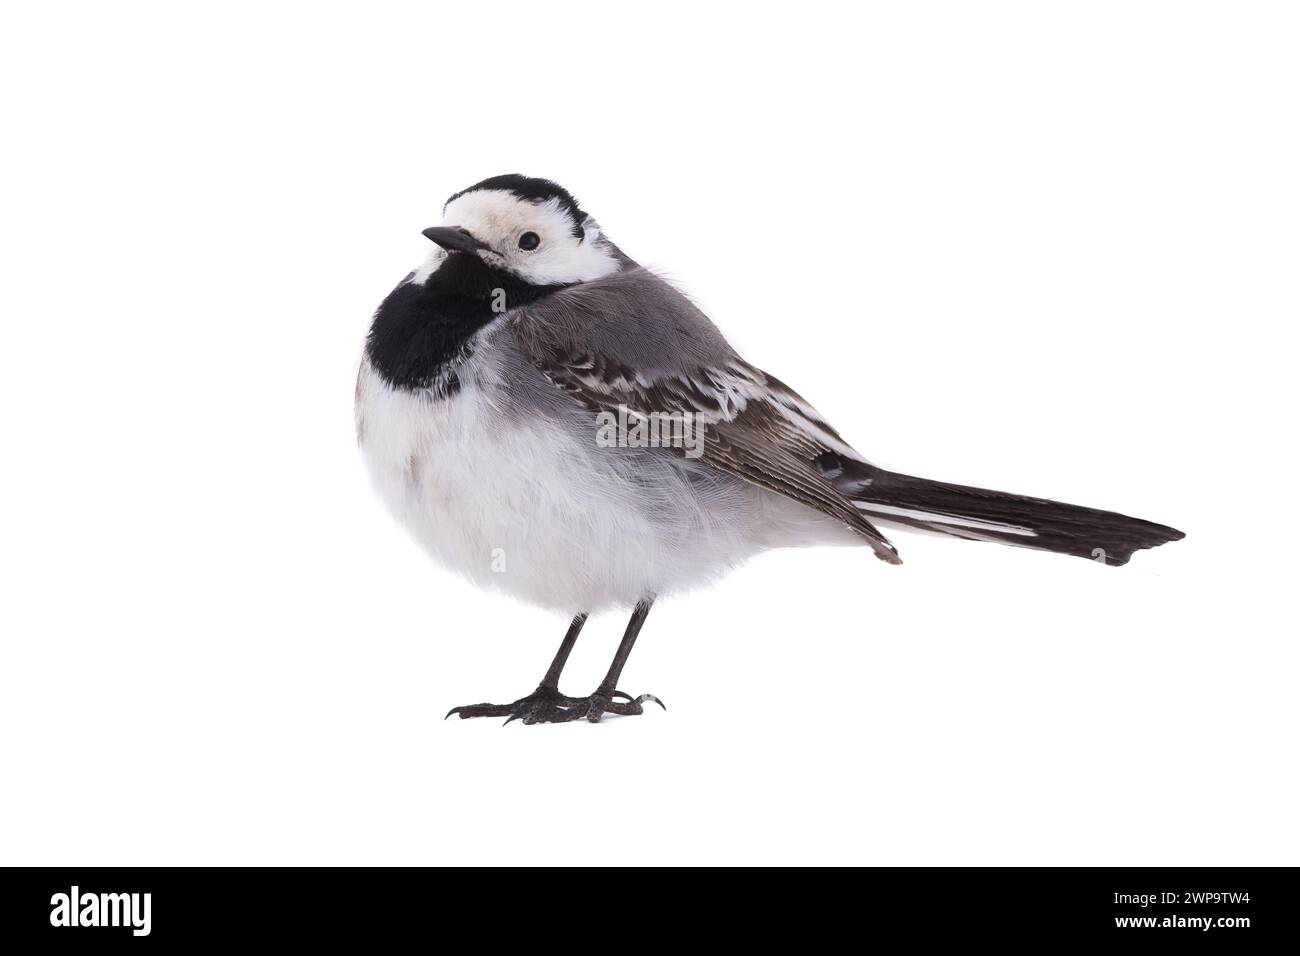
[510,268,902,564]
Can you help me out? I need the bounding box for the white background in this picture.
[1,1,1296,866]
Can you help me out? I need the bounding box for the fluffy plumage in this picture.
[356,177,1183,614]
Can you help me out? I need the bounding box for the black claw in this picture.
[636,694,666,711]
[445,701,518,720]
[447,704,493,720]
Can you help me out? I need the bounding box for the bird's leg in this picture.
[580,598,665,722]
[537,612,585,693]
[446,614,589,724]
[445,602,666,725]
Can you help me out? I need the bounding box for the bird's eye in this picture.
[518,231,541,251]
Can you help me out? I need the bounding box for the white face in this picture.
[414,189,620,287]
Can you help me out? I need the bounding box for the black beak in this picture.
[421,226,490,253]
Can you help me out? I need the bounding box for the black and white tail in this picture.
[826,460,1184,566]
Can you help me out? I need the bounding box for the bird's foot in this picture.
[445,686,664,725]
[582,690,666,723]
[445,685,576,725]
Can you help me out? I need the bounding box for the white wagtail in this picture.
[355,174,1184,724]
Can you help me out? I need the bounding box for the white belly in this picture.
[354,343,867,613]
[356,358,759,611]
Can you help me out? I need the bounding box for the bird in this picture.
[355,174,1185,725]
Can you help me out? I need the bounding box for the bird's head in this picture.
[414,174,621,288]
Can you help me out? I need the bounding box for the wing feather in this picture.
[511,269,902,564]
